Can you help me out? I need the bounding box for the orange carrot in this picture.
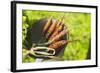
[45,20,57,39]
[49,15,65,40]
[43,16,52,35]
[56,15,65,28]
[49,23,64,40]
[49,40,68,50]
[49,29,69,43]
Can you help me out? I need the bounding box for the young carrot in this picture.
[49,40,68,50]
[49,23,64,41]
[49,15,65,41]
[56,15,65,28]
[49,29,69,43]
[42,16,52,35]
[45,20,57,39]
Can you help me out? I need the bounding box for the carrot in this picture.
[49,29,69,43]
[42,16,52,35]
[49,23,64,40]
[49,40,68,50]
[45,20,57,39]
[49,15,65,40]
[56,15,65,28]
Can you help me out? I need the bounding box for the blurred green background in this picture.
[22,10,91,63]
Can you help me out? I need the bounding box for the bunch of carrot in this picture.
[42,16,69,54]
